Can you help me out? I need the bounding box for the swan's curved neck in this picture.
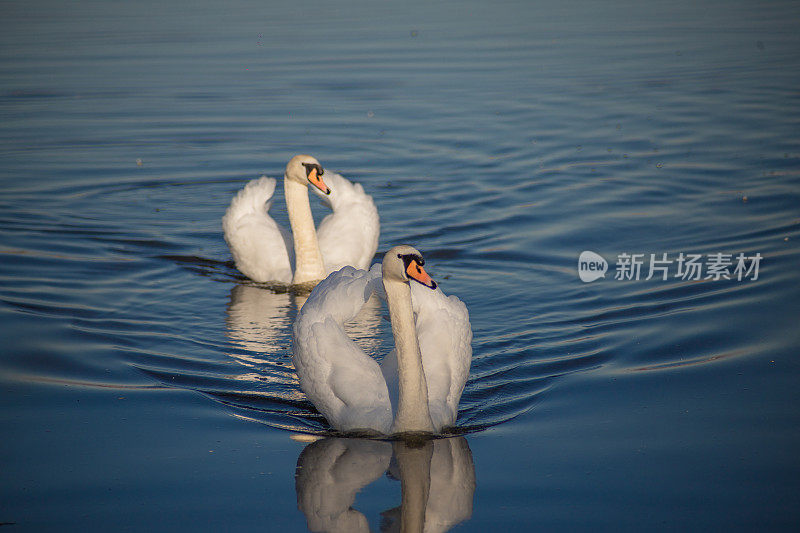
[285,176,325,285]
[384,278,435,434]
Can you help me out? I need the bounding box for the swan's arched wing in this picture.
[315,172,380,273]
[292,265,392,433]
[222,176,293,283]
[410,281,473,430]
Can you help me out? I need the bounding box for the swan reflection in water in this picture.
[296,436,475,532]
[226,284,293,361]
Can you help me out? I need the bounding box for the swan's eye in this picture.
[301,162,322,178]
[399,254,426,275]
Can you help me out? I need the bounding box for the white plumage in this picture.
[223,176,294,283]
[292,246,472,435]
[222,155,379,285]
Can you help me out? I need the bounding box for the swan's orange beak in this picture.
[406,260,437,289]
[307,166,331,195]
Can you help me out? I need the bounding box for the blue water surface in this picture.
[1,0,799,530]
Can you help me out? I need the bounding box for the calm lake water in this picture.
[2,0,799,530]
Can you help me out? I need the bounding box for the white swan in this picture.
[292,245,472,435]
[222,155,379,285]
